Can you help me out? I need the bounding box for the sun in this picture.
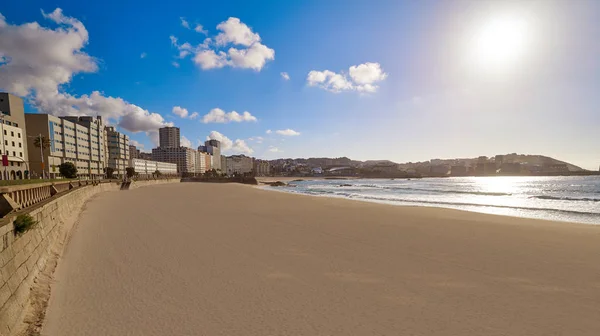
[470,15,531,72]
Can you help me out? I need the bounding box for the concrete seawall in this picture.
[0,179,179,335]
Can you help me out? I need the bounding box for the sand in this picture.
[42,183,600,336]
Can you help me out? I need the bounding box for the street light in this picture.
[0,113,7,180]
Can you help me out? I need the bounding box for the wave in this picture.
[350,195,600,217]
[531,195,600,202]
[352,184,512,196]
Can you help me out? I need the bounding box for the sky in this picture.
[0,0,599,169]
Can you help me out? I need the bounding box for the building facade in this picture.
[0,93,29,180]
[105,127,129,177]
[129,145,140,159]
[24,114,107,179]
[224,155,253,175]
[204,139,221,170]
[159,127,180,148]
[253,159,270,176]
[152,146,200,175]
[130,158,177,176]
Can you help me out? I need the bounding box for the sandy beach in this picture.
[42,183,600,335]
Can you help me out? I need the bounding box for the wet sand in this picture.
[43,183,600,335]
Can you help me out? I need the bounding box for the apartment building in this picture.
[224,155,253,175]
[204,139,221,170]
[196,151,207,173]
[106,126,129,177]
[152,146,200,175]
[129,145,140,159]
[253,159,271,176]
[159,127,180,148]
[0,93,29,180]
[130,158,177,176]
[24,114,107,179]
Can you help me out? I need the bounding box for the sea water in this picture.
[270,176,600,224]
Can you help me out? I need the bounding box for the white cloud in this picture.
[193,49,228,70]
[207,131,253,154]
[172,61,180,68]
[194,24,207,34]
[275,129,300,136]
[0,8,97,97]
[129,139,144,149]
[280,72,290,80]
[266,129,272,134]
[202,108,257,123]
[268,146,282,153]
[215,17,260,46]
[0,9,172,142]
[306,62,387,93]
[140,52,147,59]
[172,106,200,120]
[172,106,189,118]
[181,135,192,148]
[180,17,190,29]
[248,136,263,144]
[171,17,274,71]
[348,62,387,85]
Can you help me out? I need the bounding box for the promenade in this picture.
[43,183,600,335]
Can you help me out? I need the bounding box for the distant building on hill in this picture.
[451,165,467,176]
[430,165,450,176]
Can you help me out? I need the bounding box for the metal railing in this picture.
[0,176,180,218]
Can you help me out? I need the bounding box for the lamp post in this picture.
[0,113,6,180]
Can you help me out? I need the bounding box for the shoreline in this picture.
[256,178,600,226]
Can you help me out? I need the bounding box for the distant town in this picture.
[1,91,597,182]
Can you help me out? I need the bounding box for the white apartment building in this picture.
[204,139,221,170]
[196,151,207,173]
[25,114,107,179]
[0,93,29,180]
[224,155,254,175]
[130,158,177,176]
[106,126,129,177]
[152,146,201,176]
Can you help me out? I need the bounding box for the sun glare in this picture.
[470,15,531,73]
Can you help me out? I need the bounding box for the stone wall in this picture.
[0,179,179,335]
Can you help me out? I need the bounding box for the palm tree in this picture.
[33,135,50,150]
[32,135,50,179]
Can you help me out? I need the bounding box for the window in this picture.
[14,123,18,127]
[18,143,21,148]
[17,162,21,167]
[17,133,20,138]
[11,141,14,147]
[19,152,22,157]
[12,151,15,156]
[10,131,14,137]
[10,162,13,166]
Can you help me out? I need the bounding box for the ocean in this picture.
[268,176,600,225]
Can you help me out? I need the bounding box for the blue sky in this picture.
[1,0,599,169]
